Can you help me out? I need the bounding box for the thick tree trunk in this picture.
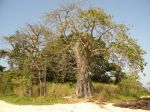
[73,41,94,97]
[76,76,94,97]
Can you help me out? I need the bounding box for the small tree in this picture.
[119,74,146,96]
[4,24,51,96]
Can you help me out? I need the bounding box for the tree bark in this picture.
[25,83,32,97]
[73,41,94,97]
[43,57,47,96]
[39,71,42,96]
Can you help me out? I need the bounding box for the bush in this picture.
[93,79,148,102]
[0,72,14,95]
[118,75,147,97]
[93,83,119,101]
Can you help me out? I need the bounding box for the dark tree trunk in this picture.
[73,41,94,97]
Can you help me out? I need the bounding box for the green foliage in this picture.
[94,83,118,101]
[0,95,68,105]
[0,83,73,105]
[45,38,76,83]
[0,72,14,94]
[110,34,147,73]
[78,8,112,29]
[46,83,74,97]
[0,71,33,96]
[0,81,148,104]
[118,75,147,97]
[0,50,9,58]
[93,80,148,102]
[91,55,125,83]
[0,65,5,72]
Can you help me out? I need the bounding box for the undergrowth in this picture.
[0,81,148,105]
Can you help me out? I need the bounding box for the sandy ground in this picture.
[0,100,149,112]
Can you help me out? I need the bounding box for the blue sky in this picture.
[0,0,150,86]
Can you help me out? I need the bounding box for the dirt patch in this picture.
[114,97,150,110]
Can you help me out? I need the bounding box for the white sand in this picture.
[0,100,149,112]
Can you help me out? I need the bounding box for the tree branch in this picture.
[91,48,108,57]
[90,20,95,37]
[97,26,114,39]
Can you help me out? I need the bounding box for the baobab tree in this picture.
[45,3,146,97]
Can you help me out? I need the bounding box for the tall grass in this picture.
[46,83,74,97]
[13,82,74,97]
[93,79,148,102]
[0,81,148,105]
[0,83,74,105]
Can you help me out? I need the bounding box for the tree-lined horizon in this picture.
[0,2,146,97]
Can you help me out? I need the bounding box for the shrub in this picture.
[0,72,14,95]
[118,75,147,97]
[93,83,119,101]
